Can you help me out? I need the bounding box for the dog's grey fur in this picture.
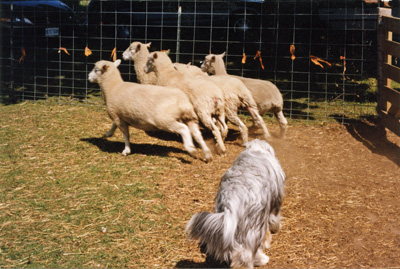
[186,139,285,268]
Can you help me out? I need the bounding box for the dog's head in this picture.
[245,139,275,156]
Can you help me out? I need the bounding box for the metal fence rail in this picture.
[0,0,388,122]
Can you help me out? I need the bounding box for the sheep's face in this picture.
[88,60,121,83]
[123,42,151,61]
[88,65,103,83]
[201,55,216,74]
[144,53,157,74]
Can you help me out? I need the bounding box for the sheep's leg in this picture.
[215,113,228,140]
[225,110,248,146]
[275,110,288,138]
[247,107,271,140]
[198,113,226,154]
[104,122,118,137]
[118,122,131,156]
[169,121,198,159]
[187,121,213,162]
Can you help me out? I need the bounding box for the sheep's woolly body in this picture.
[88,60,212,162]
[205,75,272,144]
[146,51,228,154]
[202,53,288,138]
[186,139,286,268]
[173,63,209,78]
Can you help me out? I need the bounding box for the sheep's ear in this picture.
[145,42,151,48]
[220,52,226,58]
[101,64,110,73]
[114,59,121,67]
[165,49,171,55]
[153,52,158,59]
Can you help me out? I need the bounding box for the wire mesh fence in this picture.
[0,0,389,122]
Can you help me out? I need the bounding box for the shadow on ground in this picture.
[175,259,228,268]
[81,137,193,163]
[334,115,400,167]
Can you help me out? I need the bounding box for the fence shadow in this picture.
[334,115,400,167]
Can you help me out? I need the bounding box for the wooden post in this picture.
[377,8,391,115]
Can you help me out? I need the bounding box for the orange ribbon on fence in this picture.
[340,56,346,75]
[242,53,247,64]
[254,50,264,70]
[19,47,26,63]
[111,47,117,62]
[85,46,92,57]
[310,55,331,68]
[58,47,70,55]
[290,45,296,60]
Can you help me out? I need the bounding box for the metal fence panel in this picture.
[0,0,387,122]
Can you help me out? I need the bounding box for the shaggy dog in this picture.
[186,139,286,268]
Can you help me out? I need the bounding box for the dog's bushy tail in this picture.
[186,210,237,263]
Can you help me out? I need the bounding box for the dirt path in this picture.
[164,119,400,268]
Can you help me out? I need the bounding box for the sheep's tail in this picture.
[186,210,237,263]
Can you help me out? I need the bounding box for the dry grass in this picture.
[0,101,399,268]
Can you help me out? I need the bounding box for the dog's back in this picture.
[186,139,285,268]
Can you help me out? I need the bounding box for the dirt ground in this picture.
[2,102,399,267]
[162,118,400,268]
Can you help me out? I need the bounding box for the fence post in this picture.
[176,5,182,63]
[9,1,16,102]
[377,7,391,116]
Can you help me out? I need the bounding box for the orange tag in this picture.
[290,45,296,60]
[111,47,117,62]
[85,46,92,56]
[242,53,247,64]
[340,56,346,75]
[19,47,26,63]
[254,50,264,70]
[310,55,331,68]
[58,47,70,55]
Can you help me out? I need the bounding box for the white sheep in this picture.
[201,52,288,138]
[122,41,157,85]
[173,62,209,78]
[203,71,272,145]
[144,51,228,155]
[88,59,213,162]
[173,58,271,144]
[122,41,207,84]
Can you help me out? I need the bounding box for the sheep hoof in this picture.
[188,150,198,159]
[122,149,131,156]
[103,132,113,138]
[206,155,213,163]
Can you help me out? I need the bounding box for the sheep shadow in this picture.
[334,115,400,167]
[81,137,193,163]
